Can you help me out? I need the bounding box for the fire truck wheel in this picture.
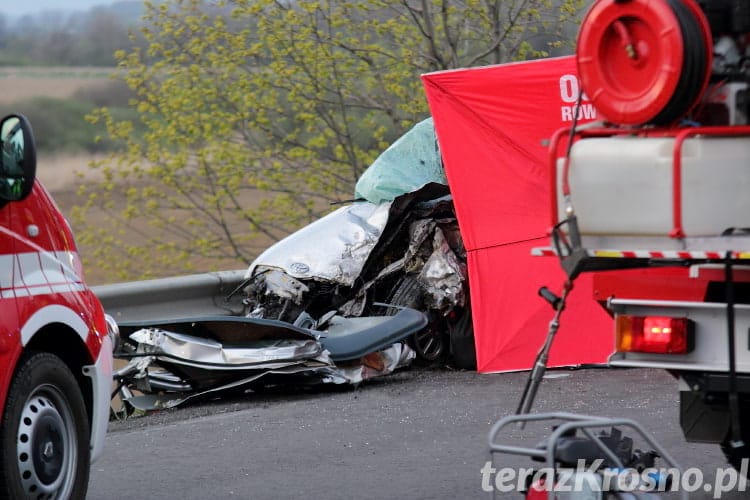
[388,276,448,363]
[0,352,90,499]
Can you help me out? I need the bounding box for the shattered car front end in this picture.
[108,117,475,416]
[242,183,471,364]
[111,186,470,415]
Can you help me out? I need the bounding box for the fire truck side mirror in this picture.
[0,114,36,202]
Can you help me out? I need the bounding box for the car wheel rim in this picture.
[412,326,445,361]
[16,385,76,499]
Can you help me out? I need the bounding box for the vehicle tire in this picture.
[720,403,750,475]
[447,305,476,370]
[0,352,90,499]
[388,277,448,363]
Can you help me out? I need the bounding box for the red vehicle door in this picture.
[0,201,19,406]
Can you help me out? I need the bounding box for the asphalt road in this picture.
[88,366,746,499]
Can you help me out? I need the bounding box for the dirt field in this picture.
[1,66,118,193]
[0,66,115,103]
[40,152,276,285]
[36,152,101,192]
[5,68,278,285]
[3,68,118,198]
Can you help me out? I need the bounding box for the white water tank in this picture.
[559,136,750,237]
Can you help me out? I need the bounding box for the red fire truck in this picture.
[0,114,113,498]
[538,0,750,471]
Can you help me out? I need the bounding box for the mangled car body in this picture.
[110,118,475,414]
[241,118,475,366]
[242,184,472,363]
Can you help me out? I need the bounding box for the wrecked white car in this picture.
[110,118,475,415]
[242,118,475,367]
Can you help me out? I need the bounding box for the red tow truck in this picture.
[0,114,113,498]
[537,0,750,471]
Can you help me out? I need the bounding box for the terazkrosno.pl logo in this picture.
[481,459,749,498]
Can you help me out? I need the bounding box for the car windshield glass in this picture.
[354,117,446,204]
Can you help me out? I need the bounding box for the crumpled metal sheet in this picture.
[130,327,323,368]
[113,311,422,413]
[121,362,330,411]
[245,201,392,286]
[404,219,437,273]
[418,227,465,310]
[117,344,415,411]
[255,269,310,304]
[319,343,415,385]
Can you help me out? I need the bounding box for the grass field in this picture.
[0,66,115,104]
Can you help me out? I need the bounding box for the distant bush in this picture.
[0,54,36,66]
[11,96,140,154]
[72,79,135,107]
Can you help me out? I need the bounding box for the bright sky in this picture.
[4,0,121,18]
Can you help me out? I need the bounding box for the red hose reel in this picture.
[576,0,713,126]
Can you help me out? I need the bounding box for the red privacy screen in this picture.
[422,57,613,373]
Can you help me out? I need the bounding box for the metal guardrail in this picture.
[92,269,248,324]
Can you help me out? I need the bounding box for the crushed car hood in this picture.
[246,201,392,285]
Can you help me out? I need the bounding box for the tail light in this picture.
[616,315,693,354]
